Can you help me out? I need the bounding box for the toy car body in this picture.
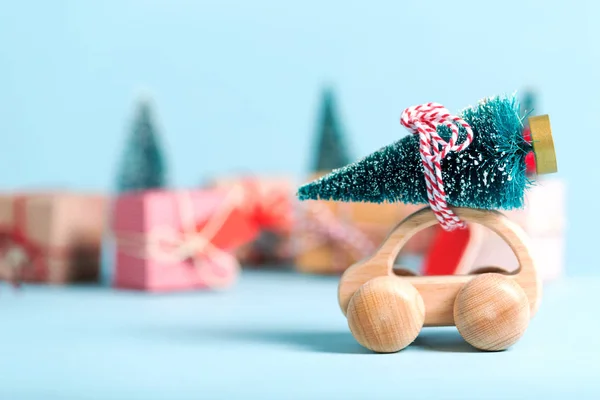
[338,207,542,352]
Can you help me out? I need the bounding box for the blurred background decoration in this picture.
[0,0,597,285]
[310,87,352,173]
[116,98,169,195]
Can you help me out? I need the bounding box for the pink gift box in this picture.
[112,187,260,292]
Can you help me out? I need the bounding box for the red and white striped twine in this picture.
[400,102,474,231]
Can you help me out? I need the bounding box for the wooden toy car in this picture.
[337,115,556,353]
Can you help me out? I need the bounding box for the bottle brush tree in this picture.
[298,94,535,211]
[311,88,352,173]
[116,99,168,193]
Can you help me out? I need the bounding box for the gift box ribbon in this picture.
[115,186,247,289]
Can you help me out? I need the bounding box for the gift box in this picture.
[112,186,261,292]
[0,193,106,285]
[293,173,437,275]
[211,176,295,267]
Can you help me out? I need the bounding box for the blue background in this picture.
[1,3,599,398]
[0,0,597,274]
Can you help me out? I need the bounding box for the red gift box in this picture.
[212,176,295,266]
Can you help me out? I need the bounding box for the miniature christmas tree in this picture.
[298,94,534,212]
[116,99,168,193]
[311,88,352,172]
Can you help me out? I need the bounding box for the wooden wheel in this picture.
[346,276,425,353]
[454,273,530,351]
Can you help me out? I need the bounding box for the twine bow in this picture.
[400,102,474,231]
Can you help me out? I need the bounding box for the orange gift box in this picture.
[0,193,106,285]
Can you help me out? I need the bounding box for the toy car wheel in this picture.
[346,276,425,353]
[454,273,530,351]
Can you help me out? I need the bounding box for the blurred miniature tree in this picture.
[116,98,168,193]
[311,88,352,172]
[520,89,537,125]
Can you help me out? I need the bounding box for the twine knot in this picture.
[400,102,474,230]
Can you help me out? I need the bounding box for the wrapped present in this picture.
[294,173,437,274]
[211,176,295,266]
[0,193,106,285]
[112,185,261,292]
